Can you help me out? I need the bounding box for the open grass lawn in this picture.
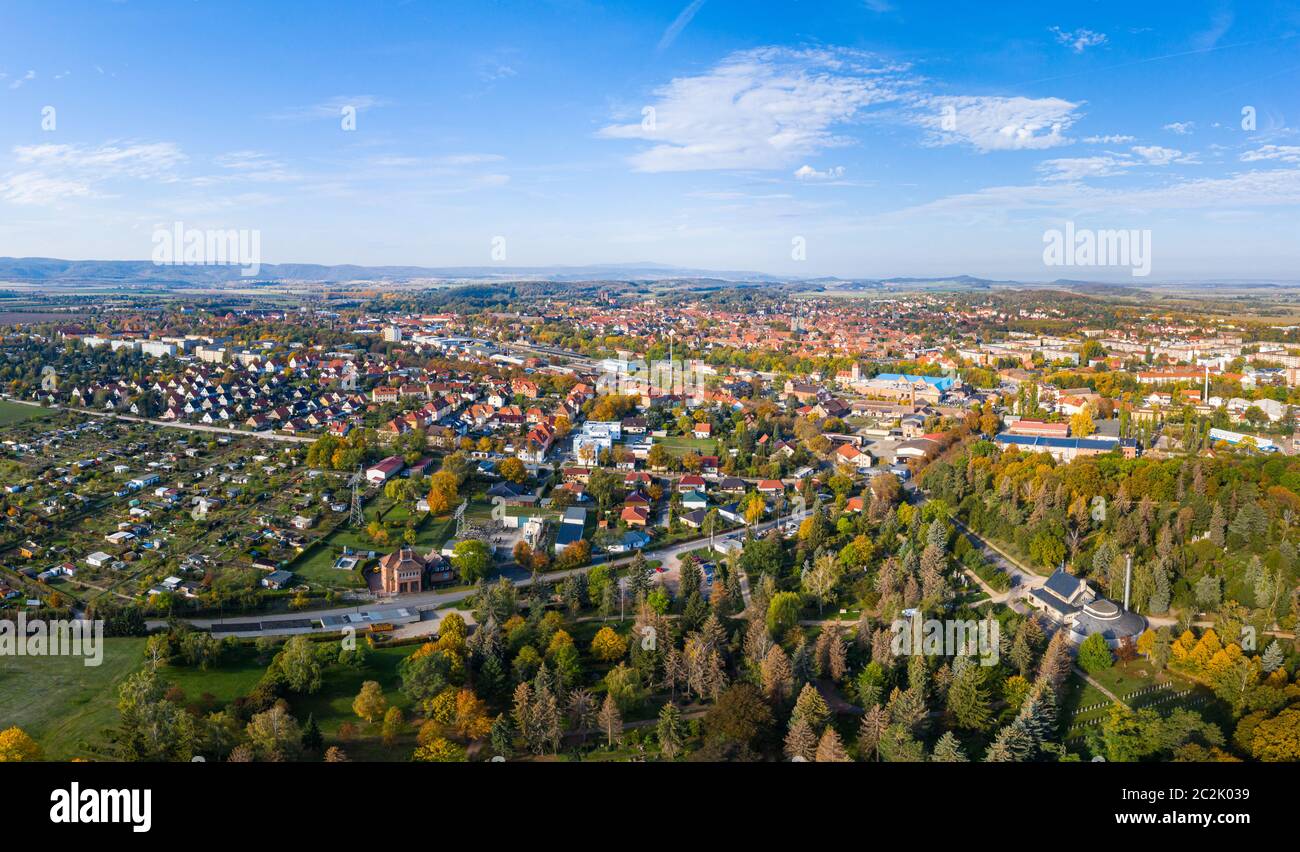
[0,637,146,760]
[285,643,419,759]
[1064,658,1205,737]
[157,644,267,708]
[290,644,416,731]
[0,400,51,427]
[656,435,716,456]
[1087,657,1177,700]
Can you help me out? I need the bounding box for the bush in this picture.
[1078,633,1113,674]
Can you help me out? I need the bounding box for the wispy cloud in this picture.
[1192,9,1234,49]
[1038,145,1197,180]
[918,95,1081,151]
[598,47,913,171]
[271,95,389,121]
[0,141,186,205]
[794,164,846,180]
[1164,121,1195,135]
[210,150,298,183]
[658,0,707,51]
[882,167,1300,225]
[1241,144,1300,164]
[8,70,37,90]
[1049,26,1108,53]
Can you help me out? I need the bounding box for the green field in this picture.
[1,633,428,761]
[0,637,146,760]
[285,502,456,591]
[0,399,52,427]
[158,645,267,707]
[656,435,716,456]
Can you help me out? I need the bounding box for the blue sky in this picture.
[1,0,1299,280]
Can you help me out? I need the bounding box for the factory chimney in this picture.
[1123,553,1132,611]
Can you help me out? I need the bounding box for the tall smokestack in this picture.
[1123,553,1132,611]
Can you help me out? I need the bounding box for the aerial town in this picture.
[1,283,1297,767]
[2,5,1299,833]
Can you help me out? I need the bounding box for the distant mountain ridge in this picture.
[1,257,1297,290]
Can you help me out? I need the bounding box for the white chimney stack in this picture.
[1123,553,1132,611]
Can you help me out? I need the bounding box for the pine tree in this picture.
[1261,639,1284,673]
[301,713,323,752]
[1015,682,1058,752]
[489,714,514,758]
[814,727,851,762]
[1209,502,1227,548]
[679,558,701,601]
[531,681,562,754]
[628,550,652,601]
[511,682,534,750]
[827,630,848,682]
[888,685,927,735]
[984,719,1035,762]
[858,705,889,761]
[1036,630,1073,691]
[931,731,968,762]
[784,716,817,762]
[791,638,815,685]
[946,656,993,731]
[792,683,831,733]
[656,702,684,759]
[1148,565,1171,614]
[567,688,596,743]
[1010,631,1035,678]
[760,644,794,703]
[596,693,622,748]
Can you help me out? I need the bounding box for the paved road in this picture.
[4,397,314,444]
[906,483,1044,609]
[156,508,810,634]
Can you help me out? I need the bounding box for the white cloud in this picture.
[0,141,185,205]
[8,70,36,90]
[431,153,506,166]
[211,150,298,183]
[1132,145,1196,166]
[1038,145,1196,180]
[0,172,94,205]
[1083,134,1135,144]
[658,0,707,51]
[1049,27,1108,53]
[1163,121,1195,135]
[1038,155,1133,181]
[883,167,1300,222]
[598,47,912,172]
[14,142,185,178]
[1241,145,1300,164]
[919,95,1081,152]
[272,95,389,121]
[794,164,846,180]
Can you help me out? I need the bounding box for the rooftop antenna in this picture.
[1123,553,1133,611]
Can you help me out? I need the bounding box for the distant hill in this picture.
[0,258,787,286]
[2,257,1298,292]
